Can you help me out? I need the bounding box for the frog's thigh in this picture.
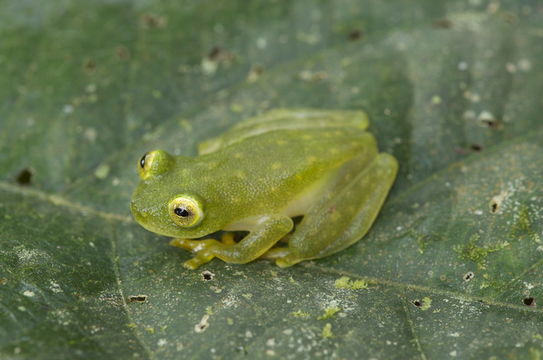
[275,153,398,268]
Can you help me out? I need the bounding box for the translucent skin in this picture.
[130,109,398,269]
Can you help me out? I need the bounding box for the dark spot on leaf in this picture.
[480,119,500,128]
[463,271,475,282]
[207,46,235,62]
[201,270,215,281]
[523,297,535,307]
[208,46,222,59]
[348,29,363,41]
[128,295,148,303]
[196,323,208,332]
[412,300,422,307]
[115,45,131,60]
[490,201,499,214]
[83,59,96,73]
[16,168,33,186]
[433,19,453,29]
[140,13,167,28]
[471,144,483,152]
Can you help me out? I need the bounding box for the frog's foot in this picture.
[260,247,290,260]
[220,232,236,245]
[260,247,304,268]
[183,250,216,269]
[275,255,304,268]
[170,238,225,269]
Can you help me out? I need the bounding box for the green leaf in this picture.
[1,1,543,359]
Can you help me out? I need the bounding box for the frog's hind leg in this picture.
[198,109,369,154]
[270,153,398,268]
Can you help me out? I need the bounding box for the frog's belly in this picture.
[281,170,336,218]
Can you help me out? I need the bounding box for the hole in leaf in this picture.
[194,318,209,333]
[128,295,148,303]
[471,144,483,152]
[481,119,499,128]
[348,29,363,41]
[523,297,535,307]
[463,271,475,282]
[16,168,33,185]
[201,270,215,281]
[490,201,499,213]
[207,46,234,62]
[412,300,422,307]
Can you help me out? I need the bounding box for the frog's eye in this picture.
[168,195,204,227]
[138,150,173,179]
[139,153,148,169]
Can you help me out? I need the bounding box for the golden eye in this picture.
[137,150,173,180]
[168,195,204,227]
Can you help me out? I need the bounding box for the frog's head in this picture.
[130,150,217,239]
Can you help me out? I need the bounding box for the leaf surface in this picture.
[1,1,543,359]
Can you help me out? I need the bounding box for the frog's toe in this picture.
[261,247,290,260]
[182,259,200,270]
[275,255,304,268]
[183,251,215,269]
[261,247,298,267]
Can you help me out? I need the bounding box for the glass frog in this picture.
[130,109,398,269]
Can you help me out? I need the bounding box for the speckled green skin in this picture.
[131,109,398,268]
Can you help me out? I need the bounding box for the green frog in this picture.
[130,109,397,269]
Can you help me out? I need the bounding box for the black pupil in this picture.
[139,154,147,168]
[174,207,190,217]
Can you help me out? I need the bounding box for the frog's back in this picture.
[192,128,376,217]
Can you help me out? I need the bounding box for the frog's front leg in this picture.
[171,215,293,269]
[169,233,237,252]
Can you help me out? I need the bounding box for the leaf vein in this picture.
[400,293,428,360]
[0,181,132,223]
[305,263,543,314]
